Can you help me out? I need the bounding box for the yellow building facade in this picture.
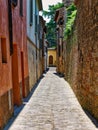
[48,48,56,67]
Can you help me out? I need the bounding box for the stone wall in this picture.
[27,39,37,90]
[0,90,13,129]
[65,0,98,119]
[63,0,74,7]
[64,23,78,97]
[75,0,98,118]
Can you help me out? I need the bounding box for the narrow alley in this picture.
[0,0,98,129]
[5,68,98,130]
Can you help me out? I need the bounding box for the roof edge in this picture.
[38,0,43,11]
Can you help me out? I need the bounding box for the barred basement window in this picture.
[11,0,18,7]
[20,0,23,16]
[1,38,7,63]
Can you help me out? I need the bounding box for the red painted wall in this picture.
[0,1,13,128]
[0,0,29,128]
[12,0,29,78]
[12,0,29,105]
[0,0,12,96]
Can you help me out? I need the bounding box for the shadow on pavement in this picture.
[54,72,98,128]
[53,72,64,78]
[5,68,98,129]
[4,74,45,130]
[84,109,98,128]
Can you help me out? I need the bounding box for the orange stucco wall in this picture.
[12,0,29,102]
[12,0,29,79]
[0,0,29,103]
[0,0,12,96]
[0,0,30,128]
[0,1,13,128]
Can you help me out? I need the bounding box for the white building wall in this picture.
[27,0,40,48]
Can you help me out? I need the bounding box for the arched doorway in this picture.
[49,55,53,66]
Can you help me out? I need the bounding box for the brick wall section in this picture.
[65,0,98,119]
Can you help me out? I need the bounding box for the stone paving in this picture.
[6,68,98,130]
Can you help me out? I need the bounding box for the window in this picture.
[11,0,18,7]
[8,0,13,55]
[35,1,37,32]
[20,0,23,16]
[58,44,61,57]
[35,14,37,32]
[30,0,33,26]
[0,38,7,63]
[62,41,63,51]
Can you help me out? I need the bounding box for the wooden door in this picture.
[49,55,53,65]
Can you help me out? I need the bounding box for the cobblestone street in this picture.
[5,68,98,130]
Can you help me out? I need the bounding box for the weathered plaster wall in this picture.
[12,0,29,105]
[0,1,13,128]
[27,39,37,90]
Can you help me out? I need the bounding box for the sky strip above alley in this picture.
[42,0,62,11]
[41,0,62,22]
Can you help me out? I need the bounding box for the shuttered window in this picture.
[30,0,33,26]
[20,0,23,16]
[1,38,7,63]
[35,14,37,32]
[8,0,13,55]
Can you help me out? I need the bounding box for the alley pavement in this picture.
[5,67,98,130]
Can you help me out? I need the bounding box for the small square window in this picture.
[0,38,7,63]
